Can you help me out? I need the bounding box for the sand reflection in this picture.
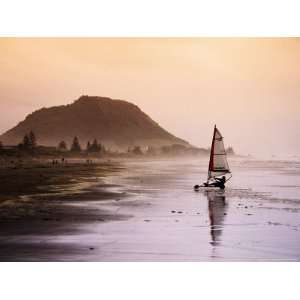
[206,190,227,246]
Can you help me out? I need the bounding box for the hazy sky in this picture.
[0,38,299,156]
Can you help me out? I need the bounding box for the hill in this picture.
[0,95,189,149]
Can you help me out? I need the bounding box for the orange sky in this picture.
[0,38,299,156]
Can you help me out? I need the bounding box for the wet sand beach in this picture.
[0,157,300,261]
[0,160,131,259]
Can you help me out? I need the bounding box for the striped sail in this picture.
[208,125,230,181]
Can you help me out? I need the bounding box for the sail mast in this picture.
[208,125,217,182]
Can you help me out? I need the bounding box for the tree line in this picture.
[18,130,37,150]
[0,131,104,153]
[58,137,104,153]
[0,130,236,156]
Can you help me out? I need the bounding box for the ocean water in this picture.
[54,157,300,261]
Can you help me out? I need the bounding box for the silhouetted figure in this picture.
[213,176,226,189]
[198,176,226,190]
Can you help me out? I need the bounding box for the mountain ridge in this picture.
[0,95,189,149]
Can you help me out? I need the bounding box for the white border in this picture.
[0,0,300,36]
[1,1,300,300]
[0,262,299,300]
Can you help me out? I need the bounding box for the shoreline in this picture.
[0,159,134,261]
[1,157,300,261]
[0,159,129,225]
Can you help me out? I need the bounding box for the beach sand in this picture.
[0,157,300,261]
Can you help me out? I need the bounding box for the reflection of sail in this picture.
[207,190,227,246]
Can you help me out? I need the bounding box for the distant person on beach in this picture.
[52,159,59,166]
